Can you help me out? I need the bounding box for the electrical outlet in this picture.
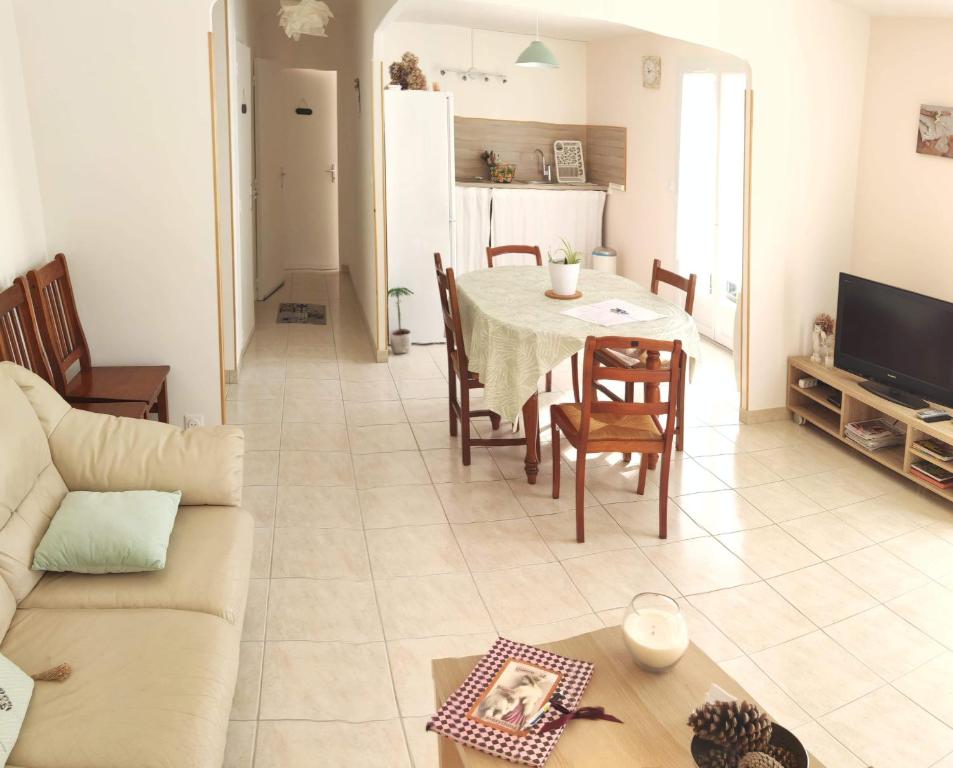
[184,414,205,429]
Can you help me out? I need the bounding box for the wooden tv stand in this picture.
[788,356,953,503]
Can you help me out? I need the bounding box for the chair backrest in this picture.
[650,258,697,315]
[434,253,468,370]
[26,253,91,392]
[577,335,684,445]
[486,244,543,269]
[0,278,54,385]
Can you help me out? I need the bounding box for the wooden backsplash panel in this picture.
[454,117,626,187]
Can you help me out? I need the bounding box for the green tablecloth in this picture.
[456,266,701,422]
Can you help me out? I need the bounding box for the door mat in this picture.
[277,303,327,325]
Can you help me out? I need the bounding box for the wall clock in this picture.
[642,55,661,89]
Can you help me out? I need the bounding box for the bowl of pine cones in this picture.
[688,699,808,768]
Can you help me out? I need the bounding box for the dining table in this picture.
[455,265,701,484]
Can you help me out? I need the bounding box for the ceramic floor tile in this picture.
[275,485,361,528]
[831,493,925,542]
[277,450,354,486]
[242,485,277,528]
[260,641,398,721]
[390,354,444,380]
[348,423,418,454]
[643,537,759,595]
[251,528,273,578]
[284,360,340,380]
[750,443,850,480]
[339,361,395,382]
[283,378,342,401]
[561,548,678,613]
[240,422,281,451]
[676,489,772,535]
[789,468,887,509]
[681,426,739,457]
[403,717,439,768]
[281,398,346,424]
[895,652,953,729]
[255,721,411,768]
[452,517,554,572]
[659,457,729,496]
[717,525,820,579]
[769,562,878,627]
[695,454,782,489]
[395,378,448,400]
[735,480,825,523]
[226,398,283,424]
[367,524,468,577]
[359,485,448,528]
[792,721,867,768]
[266,578,383,642]
[422,448,503,484]
[410,421,457,451]
[375,573,495,639]
[584,462,660,504]
[674,599,744,663]
[751,631,883,718]
[505,475,600,517]
[715,421,808,452]
[341,379,400,402]
[531,505,635,560]
[603,499,707,546]
[278,421,349,452]
[344,400,408,426]
[503,613,606,645]
[474,562,592,630]
[780,512,874,559]
[244,451,279,486]
[402,397,451,423]
[827,544,930,602]
[819,686,953,768]
[223,721,256,768]
[353,450,431,489]
[230,642,263,721]
[271,527,370,579]
[719,656,812,728]
[882,528,953,579]
[242,578,268,642]
[435,480,526,524]
[888,583,953,647]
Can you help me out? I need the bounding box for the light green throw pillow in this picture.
[32,490,181,574]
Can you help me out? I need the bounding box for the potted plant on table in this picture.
[388,286,414,354]
[548,238,583,297]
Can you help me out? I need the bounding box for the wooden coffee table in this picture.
[432,627,824,768]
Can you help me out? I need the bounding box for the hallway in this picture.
[226,271,953,768]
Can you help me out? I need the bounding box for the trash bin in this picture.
[591,247,617,274]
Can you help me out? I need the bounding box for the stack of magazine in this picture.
[911,459,953,489]
[844,418,905,451]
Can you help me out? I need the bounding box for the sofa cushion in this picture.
[21,506,253,624]
[2,608,239,768]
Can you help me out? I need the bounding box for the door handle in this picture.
[325,163,337,183]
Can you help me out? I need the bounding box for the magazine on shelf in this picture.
[913,438,953,462]
[844,418,905,450]
[911,459,953,486]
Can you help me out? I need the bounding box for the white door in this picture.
[233,42,256,350]
[254,58,285,300]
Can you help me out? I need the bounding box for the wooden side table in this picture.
[432,627,825,768]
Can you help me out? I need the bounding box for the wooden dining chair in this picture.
[595,258,696,452]
[486,243,579,400]
[552,336,684,542]
[26,254,170,422]
[0,278,149,419]
[435,253,529,465]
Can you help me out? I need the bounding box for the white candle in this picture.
[623,607,689,671]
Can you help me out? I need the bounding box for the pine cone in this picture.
[688,700,773,752]
[696,746,740,768]
[738,753,783,768]
[764,745,799,768]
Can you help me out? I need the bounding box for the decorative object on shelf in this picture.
[554,140,586,183]
[917,105,953,159]
[388,286,414,354]
[642,55,662,89]
[481,150,516,183]
[516,14,559,69]
[547,238,583,298]
[277,0,333,41]
[811,312,834,365]
[389,51,427,91]
[622,592,689,672]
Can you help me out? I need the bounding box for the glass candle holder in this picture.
[622,592,689,672]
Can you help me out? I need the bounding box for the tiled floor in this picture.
[225,271,953,768]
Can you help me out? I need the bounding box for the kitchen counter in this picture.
[456,178,608,192]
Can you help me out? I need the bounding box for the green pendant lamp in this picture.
[516,15,559,69]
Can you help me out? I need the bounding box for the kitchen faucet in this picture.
[535,148,553,182]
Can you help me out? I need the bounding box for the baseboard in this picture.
[375,348,389,363]
[339,263,350,274]
[225,368,239,385]
[739,406,790,424]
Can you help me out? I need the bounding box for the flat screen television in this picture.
[834,273,953,408]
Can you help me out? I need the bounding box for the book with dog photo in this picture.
[427,637,594,767]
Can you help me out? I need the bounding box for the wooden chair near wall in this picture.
[595,258,696,452]
[26,254,170,422]
[551,336,684,542]
[436,252,531,465]
[0,278,149,418]
[486,244,580,401]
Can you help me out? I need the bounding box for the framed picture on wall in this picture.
[917,105,953,159]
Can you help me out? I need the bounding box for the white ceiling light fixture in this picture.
[516,14,559,69]
[278,0,334,41]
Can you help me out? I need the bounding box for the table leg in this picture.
[522,392,540,485]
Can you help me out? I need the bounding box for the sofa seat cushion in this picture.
[2,608,239,768]
[21,506,253,624]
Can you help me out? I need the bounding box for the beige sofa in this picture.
[0,361,251,768]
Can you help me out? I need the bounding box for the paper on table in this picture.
[561,299,665,327]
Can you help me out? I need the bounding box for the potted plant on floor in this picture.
[388,286,414,354]
[548,238,583,297]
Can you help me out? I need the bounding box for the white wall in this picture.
[0,0,46,287]
[379,23,587,123]
[850,17,953,303]
[12,0,223,427]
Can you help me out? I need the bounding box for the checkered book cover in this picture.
[427,637,594,767]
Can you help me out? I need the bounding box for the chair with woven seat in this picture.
[436,252,529,465]
[0,278,149,419]
[486,244,579,400]
[26,254,169,421]
[595,258,696,452]
[552,335,684,542]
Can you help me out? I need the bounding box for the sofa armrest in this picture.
[49,409,244,506]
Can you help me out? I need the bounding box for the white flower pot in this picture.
[548,261,581,297]
[390,330,411,355]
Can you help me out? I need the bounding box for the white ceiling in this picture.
[391,0,633,41]
[835,0,953,16]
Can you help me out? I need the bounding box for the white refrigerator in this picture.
[384,90,456,344]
